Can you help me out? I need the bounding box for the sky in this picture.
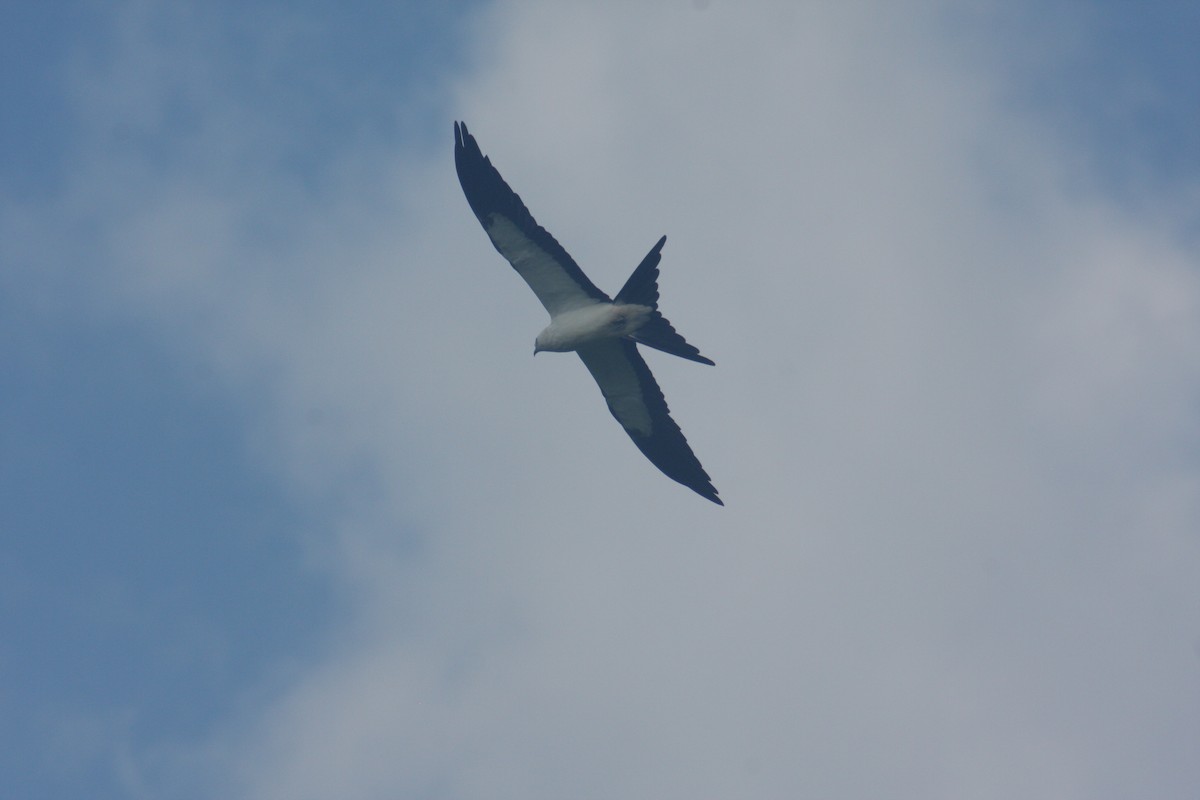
[2,1,1199,798]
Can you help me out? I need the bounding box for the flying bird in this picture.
[453,121,722,505]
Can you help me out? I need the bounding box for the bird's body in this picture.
[453,121,721,505]
[534,303,653,354]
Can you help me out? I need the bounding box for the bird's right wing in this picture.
[577,339,722,504]
[454,122,609,316]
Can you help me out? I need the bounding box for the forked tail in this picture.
[616,236,715,366]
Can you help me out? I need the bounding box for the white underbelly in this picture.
[537,303,651,352]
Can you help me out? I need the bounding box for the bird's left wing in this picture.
[577,339,722,505]
[455,122,609,316]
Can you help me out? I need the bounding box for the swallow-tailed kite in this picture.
[453,121,722,505]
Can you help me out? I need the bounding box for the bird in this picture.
[453,121,721,505]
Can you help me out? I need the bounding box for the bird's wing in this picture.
[577,339,722,504]
[455,122,609,316]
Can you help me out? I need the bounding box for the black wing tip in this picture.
[613,341,721,506]
[453,120,504,223]
[637,435,722,504]
[675,461,721,504]
[628,420,723,505]
[454,120,479,161]
[666,461,722,505]
[454,121,487,169]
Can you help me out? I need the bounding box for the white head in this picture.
[533,326,560,355]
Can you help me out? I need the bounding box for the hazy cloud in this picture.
[6,2,1199,798]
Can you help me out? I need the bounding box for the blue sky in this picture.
[3,2,1199,799]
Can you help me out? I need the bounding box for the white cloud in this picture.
[22,1,1200,798]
